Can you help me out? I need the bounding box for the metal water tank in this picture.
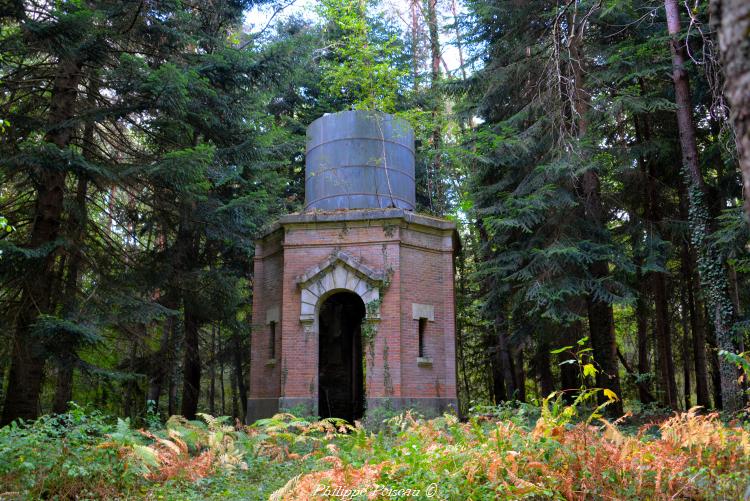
[305,110,415,211]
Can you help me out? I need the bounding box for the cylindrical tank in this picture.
[305,110,415,211]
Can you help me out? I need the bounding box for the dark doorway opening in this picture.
[318,291,365,422]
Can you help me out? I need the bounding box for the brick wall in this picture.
[249,210,457,414]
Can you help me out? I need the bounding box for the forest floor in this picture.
[0,402,749,500]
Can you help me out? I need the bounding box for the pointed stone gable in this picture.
[296,250,384,323]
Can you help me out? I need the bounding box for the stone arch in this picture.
[296,251,384,335]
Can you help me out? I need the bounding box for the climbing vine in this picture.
[686,176,741,411]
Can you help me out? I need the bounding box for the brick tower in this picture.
[247,111,459,423]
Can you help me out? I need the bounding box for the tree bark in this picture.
[635,264,652,403]
[180,307,201,420]
[709,0,750,222]
[511,345,526,402]
[410,0,420,91]
[664,0,741,412]
[494,313,517,400]
[635,112,678,408]
[147,313,176,411]
[2,56,82,425]
[209,323,216,415]
[426,0,443,213]
[680,289,692,410]
[678,180,711,408]
[705,309,724,409]
[52,171,89,415]
[232,331,247,421]
[534,341,554,398]
[567,8,623,415]
[219,334,226,415]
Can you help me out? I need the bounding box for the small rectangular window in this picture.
[418,317,427,358]
[269,321,277,359]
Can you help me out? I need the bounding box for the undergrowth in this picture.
[0,402,748,500]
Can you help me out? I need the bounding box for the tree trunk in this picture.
[231,368,239,420]
[534,341,554,398]
[635,112,677,408]
[410,0,420,91]
[490,332,507,402]
[180,307,201,420]
[455,250,472,413]
[494,314,517,400]
[426,0,443,213]
[709,0,750,222]
[635,266,652,403]
[147,313,176,411]
[559,322,582,398]
[511,345,525,402]
[678,181,711,408]
[2,56,82,425]
[585,277,624,415]
[652,274,677,408]
[680,289,692,410]
[450,0,467,81]
[232,331,247,422]
[209,323,216,415]
[705,309,724,409]
[567,9,623,416]
[219,334,226,415]
[52,169,89,414]
[664,0,741,412]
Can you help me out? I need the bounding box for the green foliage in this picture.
[2,407,749,500]
[317,0,407,111]
[0,405,144,498]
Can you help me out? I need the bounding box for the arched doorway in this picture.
[318,291,365,422]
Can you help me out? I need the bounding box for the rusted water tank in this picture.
[305,110,415,211]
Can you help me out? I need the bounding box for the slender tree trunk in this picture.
[147,313,176,411]
[709,0,750,222]
[231,368,239,420]
[705,308,723,408]
[455,250,471,413]
[450,0,467,81]
[219,334,226,415]
[52,169,89,414]
[635,112,677,408]
[410,0,420,91]
[494,314,517,400]
[652,274,677,408]
[209,323,216,415]
[635,263,652,403]
[678,181,711,407]
[680,290,692,409]
[167,321,180,417]
[426,0,443,213]
[566,11,623,415]
[511,345,525,402]
[181,307,201,420]
[123,339,138,420]
[490,331,507,402]
[559,322,582,398]
[585,280,623,414]
[2,56,82,425]
[232,331,247,421]
[664,0,741,412]
[534,341,554,398]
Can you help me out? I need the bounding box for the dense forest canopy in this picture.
[1,0,750,429]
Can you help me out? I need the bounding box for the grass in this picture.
[0,402,748,500]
